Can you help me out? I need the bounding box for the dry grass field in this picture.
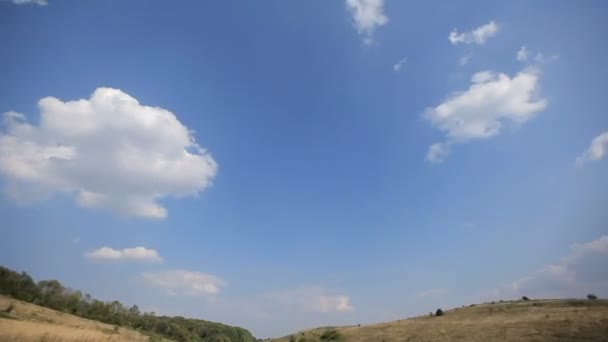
[0,295,154,342]
[271,299,608,342]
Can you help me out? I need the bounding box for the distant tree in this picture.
[435,308,444,316]
[522,296,530,301]
[587,294,598,300]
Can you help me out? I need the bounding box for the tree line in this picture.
[0,265,255,342]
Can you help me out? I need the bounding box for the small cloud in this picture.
[426,143,450,163]
[576,130,608,166]
[345,0,388,45]
[516,46,528,61]
[423,67,547,161]
[458,53,473,66]
[86,246,163,263]
[449,21,499,45]
[3,0,47,5]
[259,286,354,313]
[142,270,225,298]
[393,57,408,72]
[483,235,608,300]
[417,288,449,298]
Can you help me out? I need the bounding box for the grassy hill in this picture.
[270,299,608,342]
[0,265,255,341]
[0,294,159,341]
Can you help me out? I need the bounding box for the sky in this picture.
[1,0,608,338]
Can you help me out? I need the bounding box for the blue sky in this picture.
[1,0,608,338]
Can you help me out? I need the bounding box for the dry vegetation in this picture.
[0,295,154,342]
[271,299,608,342]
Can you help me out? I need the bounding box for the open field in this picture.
[0,295,153,342]
[270,299,608,342]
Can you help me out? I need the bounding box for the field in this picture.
[271,299,608,342]
[0,295,153,342]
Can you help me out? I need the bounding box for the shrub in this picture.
[320,328,342,341]
[435,308,444,316]
[522,296,530,301]
[288,336,296,342]
[587,294,598,300]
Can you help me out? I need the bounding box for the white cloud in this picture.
[458,53,473,66]
[393,57,407,72]
[142,270,225,298]
[425,143,450,163]
[0,88,218,219]
[424,68,547,161]
[417,288,448,298]
[576,131,608,166]
[4,0,47,5]
[259,286,354,313]
[345,0,388,44]
[484,235,608,300]
[449,21,499,45]
[516,46,528,61]
[86,246,163,263]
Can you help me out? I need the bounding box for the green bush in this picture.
[587,294,598,300]
[320,328,343,341]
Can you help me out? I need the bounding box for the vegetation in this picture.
[435,308,444,316]
[269,299,608,342]
[522,296,530,301]
[0,265,255,342]
[319,328,343,341]
[587,294,598,300]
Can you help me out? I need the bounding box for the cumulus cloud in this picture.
[86,246,163,263]
[345,0,388,44]
[259,286,354,313]
[393,57,407,72]
[3,0,47,5]
[516,46,528,61]
[576,131,608,166]
[449,21,499,45]
[424,68,547,161]
[142,270,225,298]
[0,88,217,219]
[484,236,608,300]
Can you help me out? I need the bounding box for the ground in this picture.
[0,295,153,342]
[270,299,608,342]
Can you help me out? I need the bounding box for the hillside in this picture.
[0,265,256,342]
[271,299,608,342]
[0,294,156,341]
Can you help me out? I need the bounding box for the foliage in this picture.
[587,294,598,300]
[319,328,343,341]
[0,265,255,342]
[435,308,444,316]
[522,296,530,301]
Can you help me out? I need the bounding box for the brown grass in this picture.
[0,295,151,342]
[271,299,608,342]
